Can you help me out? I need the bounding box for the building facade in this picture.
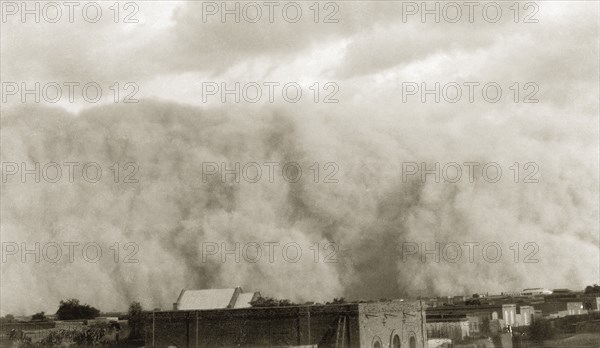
[145,300,427,348]
[425,315,469,342]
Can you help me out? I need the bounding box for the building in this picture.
[466,314,483,333]
[425,313,469,341]
[516,306,534,326]
[535,301,589,318]
[501,304,516,327]
[540,292,600,314]
[172,287,260,311]
[425,302,530,341]
[426,302,525,336]
[146,299,427,347]
[566,302,587,316]
[501,288,552,297]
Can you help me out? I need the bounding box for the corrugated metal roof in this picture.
[176,288,237,310]
[234,292,257,308]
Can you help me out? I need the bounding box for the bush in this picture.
[36,325,112,347]
[13,337,35,348]
[465,298,482,305]
[31,312,46,321]
[250,296,297,307]
[56,299,100,320]
[529,319,556,342]
[328,297,346,304]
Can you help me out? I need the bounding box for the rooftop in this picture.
[173,287,260,311]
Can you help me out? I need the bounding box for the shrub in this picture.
[56,299,100,320]
[128,301,145,339]
[528,318,555,342]
[250,296,297,307]
[31,312,46,321]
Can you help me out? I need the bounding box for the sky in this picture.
[0,0,599,315]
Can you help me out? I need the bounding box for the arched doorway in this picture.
[372,336,382,348]
[409,336,416,348]
[392,334,401,348]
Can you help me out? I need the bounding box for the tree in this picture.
[481,316,491,334]
[127,301,144,339]
[31,312,46,321]
[529,318,555,342]
[56,299,100,320]
[584,284,600,294]
[465,298,482,305]
[5,314,15,321]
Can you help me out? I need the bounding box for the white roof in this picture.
[233,293,257,308]
[176,288,237,310]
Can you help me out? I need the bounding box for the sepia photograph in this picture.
[0,0,599,347]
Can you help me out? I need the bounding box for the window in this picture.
[372,336,382,348]
[409,336,416,348]
[392,334,401,348]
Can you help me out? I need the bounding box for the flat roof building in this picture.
[146,299,427,348]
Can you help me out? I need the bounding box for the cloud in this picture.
[0,1,402,82]
[1,95,598,314]
[0,0,598,315]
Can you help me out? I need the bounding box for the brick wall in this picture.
[145,304,362,348]
[357,301,426,348]
[145,301,427,348]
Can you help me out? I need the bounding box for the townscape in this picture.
[1,285,599,347]
[1,1,599,347]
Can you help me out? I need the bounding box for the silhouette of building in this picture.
[146,296,427,348]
